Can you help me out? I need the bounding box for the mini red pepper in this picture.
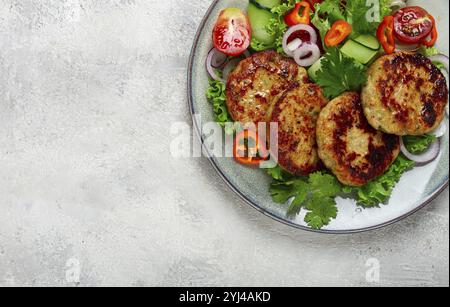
[422,15,438,47]
[284,2,311,27]
[233,130,268,167]
[377,16,396,54]
[324,20,352,47]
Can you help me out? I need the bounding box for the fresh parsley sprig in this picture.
[269,170,342,229]
[315,47,367,99]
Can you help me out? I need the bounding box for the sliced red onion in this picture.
[222,58,241,81]
[400,138,441,166]
[287,38,303,54]
[206,48,226,83]
[428,54,449,73]
[431,121,448,138]
[282,24,318,57]
[208,48,228,68]
[293,43,321,67]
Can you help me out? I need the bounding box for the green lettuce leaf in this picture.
[205,78,234,134]
[419,46,440,57]
[343,155,415,208]
[346,0,392,37]
[403,135,437,154]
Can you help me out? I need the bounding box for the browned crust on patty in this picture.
[317,92,401,187]
[226,50,309,125]
[271,83,328,176]
[362,52,448,136]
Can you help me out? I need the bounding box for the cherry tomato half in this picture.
[212,8,251,56]
[393,6,434,44]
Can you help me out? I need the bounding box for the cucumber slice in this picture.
[248,3,276,45]
[308,58,324,82]
[341,40,379,65]
[354,35,380,50]
[250,0,282,10]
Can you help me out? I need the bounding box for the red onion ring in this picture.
[206,48,226,83]
[287,39,303,54]
[282,24,318,57]
[400,138,441,166]
[208,48,228,68]
[293,43,321,67]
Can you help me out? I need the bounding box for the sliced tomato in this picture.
[212,8,251,56]
[393,6,434,44]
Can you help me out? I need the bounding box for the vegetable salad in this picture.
[205,0,448,230]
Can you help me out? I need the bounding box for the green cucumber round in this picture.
[248,2,277,45]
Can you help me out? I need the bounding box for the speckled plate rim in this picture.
[187,0,449,234]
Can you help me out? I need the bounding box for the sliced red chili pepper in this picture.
[233,130,268,167]
[284,2,311,27]
[324,20,352,47]
[377,16,396,54]
[422,15,438,47]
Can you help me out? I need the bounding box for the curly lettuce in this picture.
[205,78,234,134]
[343,155,415,208]
[312,0,392,42]
[268,153,416,227]
[403,135,437,154]
[346,0,392,37]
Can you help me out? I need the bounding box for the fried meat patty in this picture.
[226,50,309,125]
[271,83,328,176]
[317,92,401,187]
[362,52,448,136]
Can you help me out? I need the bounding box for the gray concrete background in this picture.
[0,0,448,287]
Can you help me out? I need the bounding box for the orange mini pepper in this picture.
[324,20,352,47]
[233,130,268,167]
[284,2,311,27]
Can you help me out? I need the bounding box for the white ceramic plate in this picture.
[188,0,449,233]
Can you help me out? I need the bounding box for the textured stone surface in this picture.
[0,0,448,287]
